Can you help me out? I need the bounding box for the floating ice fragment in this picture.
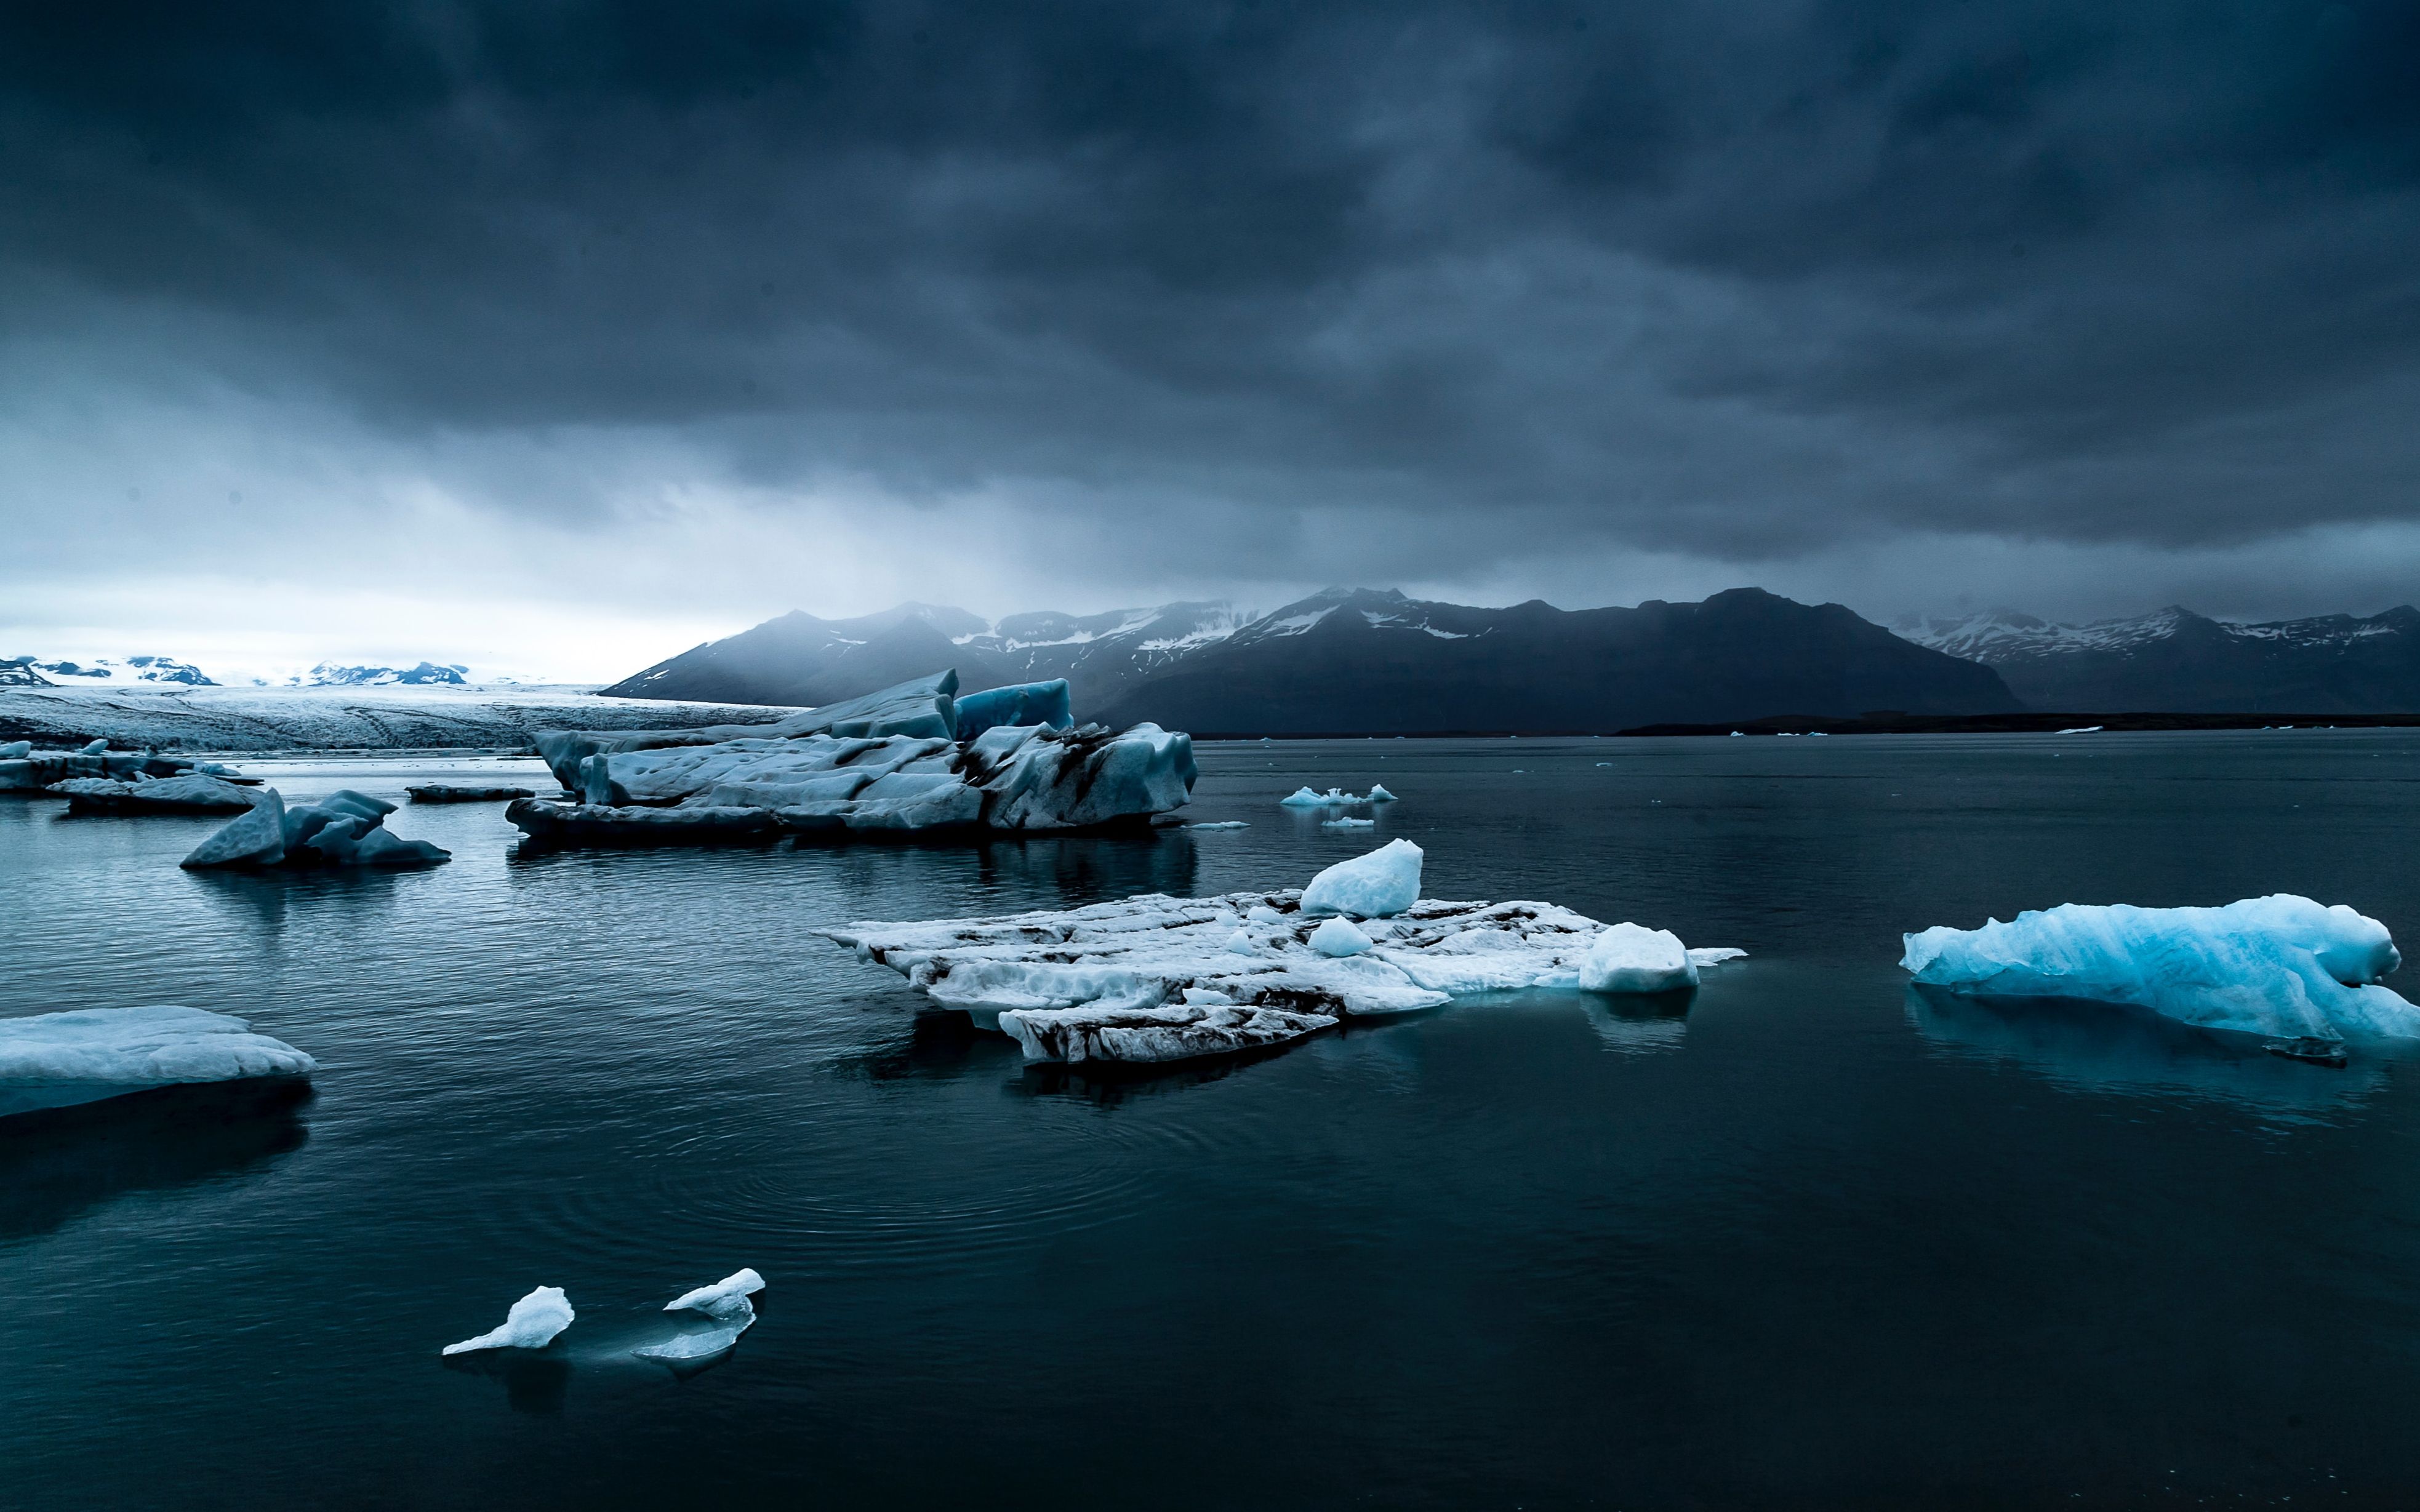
[1281,786,1352,807]
[1578,923,1698,994]
[1187,820,1249,830]
[664,1268,764,1319]
[1901,895,2419,1041]
[80,738,106,754]
[827,872,1742,1066]
[181,787,448,869]
[0,740,30,759]
[2056,726,2104,735]
[0,1006,316,1118]
[1367,785,1396,802]
[1321,816,1374,829]
[1300,839,1423,918]
[443,1286,574,1355]
[1311,918,1374,957]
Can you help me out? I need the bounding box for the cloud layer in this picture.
[4,1,2416,674]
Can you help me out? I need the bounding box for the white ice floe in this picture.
[1300,838,1424,918]
[825,845,1741,1065]
[1188,820,1250,830]
[635,1268,766,1363]
[180,788,451,869]
[443,1286,575,1355]
[1281,785,1392,808]
[1901,895,2419,1041]
[1321,816,1374,829]
[1367,785,1397,802]
[0,1005,316,1118]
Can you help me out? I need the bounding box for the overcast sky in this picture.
[4,1,2417,679]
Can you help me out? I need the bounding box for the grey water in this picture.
[7,732,2420,1509]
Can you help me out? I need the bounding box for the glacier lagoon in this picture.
[8,732,2420,1507]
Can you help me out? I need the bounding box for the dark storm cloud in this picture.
[3,0,2417,571]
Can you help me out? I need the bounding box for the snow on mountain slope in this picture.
[1896,605,2420,713]
[1,654,217,687]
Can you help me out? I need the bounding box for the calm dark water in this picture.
[6,732,2420,1510]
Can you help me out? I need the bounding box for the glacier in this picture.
[443,1286,575,1355]
[825,844,1741,1066]
[510,671,1197,843]
[0,1006,316,1118]
[1901,896,2420,1042]
[181,788,451,870]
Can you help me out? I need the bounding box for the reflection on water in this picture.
[441,1348,572,1415]
[0,1082,311,1244]
[1587,991,1694,1054]
[1905,986,2387,1115]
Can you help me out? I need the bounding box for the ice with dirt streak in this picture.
[825,842,1741,1066]
[1901,895,2419,1041]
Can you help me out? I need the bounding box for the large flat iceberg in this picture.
[511,672,1197,843]
[826,846,1740,1066]
[48,772,260,814]
[1901,895,2420,1042]
[1,1006,316,1118]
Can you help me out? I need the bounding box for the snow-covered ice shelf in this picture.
[1902,895,2419,1042]
[826,841,1740,1066]
[0,1006,316,1118]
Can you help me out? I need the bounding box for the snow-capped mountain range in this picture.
[607,586,2021,732]
[1896,605,2420,712]
[1,655,482,690]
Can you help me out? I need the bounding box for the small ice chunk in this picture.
[443,1286,574,1354]
[1311,918,1373,957]
[1366,785,1397,802]
[1300,839,1423,919]
[664,1268,764,1319]
[81,738,107,755]
[1246,905,1284,924]
[1578,922,1699,994]
[1281,786,1351,807]
[1226,929,1257,955]
[0,740,30,759]
[1187,820,1250,830]
[1321,816,1374,828]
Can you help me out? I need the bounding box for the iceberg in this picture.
[1281,786,1390,808]
[1,1006,316,1118]
[181,788,451,869]
[511,673,1196,843]
[825,847,1740,1066]
[636,1268,765,1363]
[1299,838,1423,918]
[443,1286,575,1355]
[531,670,963,793]
[1901,895,2420,1041]
[1320,816,1374,829]
[47,772,260,814]
[1367,785,1398,802]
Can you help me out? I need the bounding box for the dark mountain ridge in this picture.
[605,586,2022,734]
